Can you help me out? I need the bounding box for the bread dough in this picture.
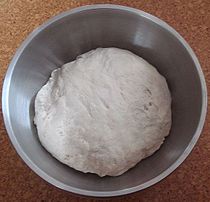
[34,48,171,177]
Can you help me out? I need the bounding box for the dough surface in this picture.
[34,48,171,177]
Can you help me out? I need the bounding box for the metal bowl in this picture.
[2,4,207,197]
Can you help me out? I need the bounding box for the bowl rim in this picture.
[2,4,208,197]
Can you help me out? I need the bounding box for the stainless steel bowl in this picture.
[2,4,207,197]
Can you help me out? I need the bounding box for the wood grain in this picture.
[0,0,210,201]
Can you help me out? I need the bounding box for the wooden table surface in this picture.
[0,0,210,201]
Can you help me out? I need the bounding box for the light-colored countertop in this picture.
[0,0,210,201]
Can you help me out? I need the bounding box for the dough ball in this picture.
[34,48,171,177]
